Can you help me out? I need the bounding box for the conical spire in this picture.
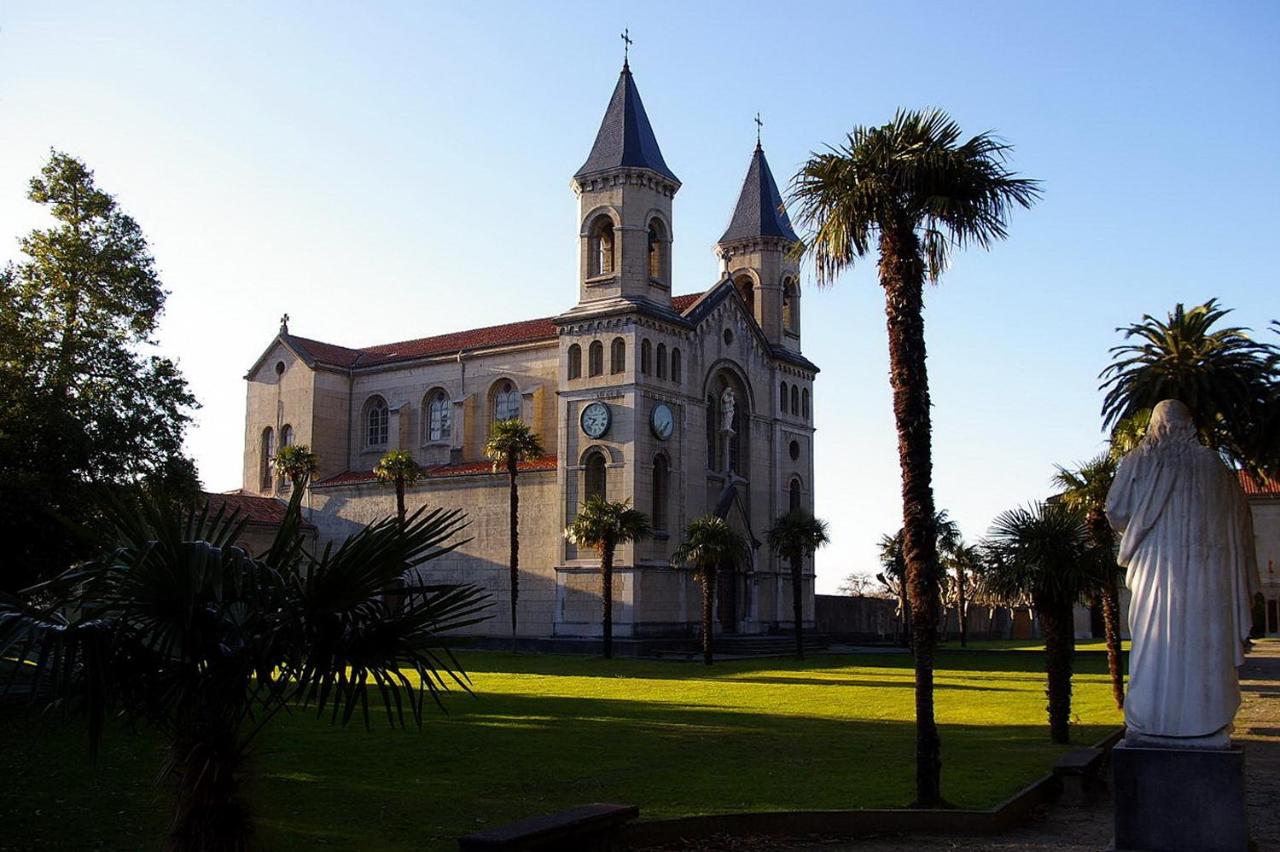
[718,144,798,245]
[575,65,679,184]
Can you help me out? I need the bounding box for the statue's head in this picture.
[1145,399,1198,448]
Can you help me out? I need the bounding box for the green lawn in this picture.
[941,638,1132,652]
[0,650,1122,852]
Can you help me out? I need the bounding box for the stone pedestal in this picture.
[1112,742,1248,852]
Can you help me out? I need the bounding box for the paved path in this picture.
[648,639,1279,852]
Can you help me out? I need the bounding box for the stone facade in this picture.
[238,63,819,639]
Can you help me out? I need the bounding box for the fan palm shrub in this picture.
[374,449,423,524]
[765,510,829,658]
[792,109,1039,805]
[1052,454,1125,707]
[564,497,652,659]
[983,501,1102,743]
[0,487,488,851]
[483,419,544,649]
[672,516,750,665]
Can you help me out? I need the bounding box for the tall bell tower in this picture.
[571,59,680,309]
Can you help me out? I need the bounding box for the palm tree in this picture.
[983,501,1102,744]
[1052,454,1125,708]
[273,443,319,490]
[1100,300,1278,467]
[374,449,423,524]
[483,419,544,650]
[765,510,830,658]
[943,541,984,648]
[792,108,1039,806]
[672,516,750,665]
[877,511,960,646]
[0,487,487,851]
[564,497,652,659]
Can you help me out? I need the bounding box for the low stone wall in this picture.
[814,594,900,640]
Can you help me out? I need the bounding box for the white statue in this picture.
[1105,399,1260,747]
[720,389,736,428]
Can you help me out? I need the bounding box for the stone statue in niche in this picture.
[1105,399,1260,747]
[720,389,736,429]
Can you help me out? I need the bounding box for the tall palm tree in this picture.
[1052,454,1125,708]
[564,497,652,659]
[374,449,423,525]
[273,443,318,490]
[672,516,750,666]
[483,419,544,650]
[765,510,830,659]
[983,501,1102,744]
[792,108,1039,806]
[1100,300,1278,467]
[0,487,487,852]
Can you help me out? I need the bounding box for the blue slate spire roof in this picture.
[575,64,679,184]
[718,143,799,245]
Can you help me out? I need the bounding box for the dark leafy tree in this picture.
[765,510,830,658]
[564,497,652,659]
[672,516,750,666]
[0,151,198,591]
[792,109,1039,806]
[483,419,544,650]
[0,487,488,851]
[983,501,1103,743]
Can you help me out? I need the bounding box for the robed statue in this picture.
[1105,399,1260,746]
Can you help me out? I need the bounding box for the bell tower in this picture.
[716,141,802,351]
[571,60,680,308]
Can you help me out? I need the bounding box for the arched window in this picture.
[610,337,625,374]
[585,451,607,501]
[789,478,803,512]
[780,382,789,415]
[588,216,615,277]
[647,219,666,280]
[260,427,275,491]
[791,385,800,415]
[281,424,293,448]
[640,339,652,375]
[652,455,669,530]
[494,380,521,422]
[567,344,582,380]
[656,343,667,379]
[734,275,755,318]
[782,279,798,332]
[588,341,604,377]
[670,348,682,384]
[426,390,451,442]
[802,388,810,419]
[366,397,388,447]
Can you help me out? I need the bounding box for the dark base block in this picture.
[1112,742,1248,852]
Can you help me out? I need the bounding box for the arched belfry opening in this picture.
[733,274,756,321]
[587,215,616,277]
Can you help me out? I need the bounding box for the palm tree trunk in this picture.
[1040,600,1075,744]
[601,542,615,659]
[507,456,519,653]
[957,565,967,648]
[1086,507,1124,708]
[880,228,944,808]
[701,569,715,666]
[167,713,248,852]
[791,550,805,659]
[395,477,406,526]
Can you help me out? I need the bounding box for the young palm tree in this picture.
[0,487,487,852]
[564,497,652,659]
[765,510,830,659]
[483,419,544,649]
[1052,454,1125,708]
[672,516,750,666]
[983,501,1102,744]
[1100,300,1278,466]
[944,541,985,648]
[374,449,423,524]
[792,109,1039,806]
[877,511,960,646]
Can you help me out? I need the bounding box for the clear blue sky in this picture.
[2,2,1277,592]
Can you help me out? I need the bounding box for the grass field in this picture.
[0,649,1123,852]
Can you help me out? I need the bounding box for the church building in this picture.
[239,61,819,639]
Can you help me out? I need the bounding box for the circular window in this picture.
[789,440,800,461]
[274,361,285,376]
[723,328,734,345]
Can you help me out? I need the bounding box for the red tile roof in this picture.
[284,295,705,370]
[314,455,558,489]
[199,491,316,529]
[1238,470,1280,497]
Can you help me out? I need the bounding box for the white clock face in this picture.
[580,401,611,438]
[650,403,674,441]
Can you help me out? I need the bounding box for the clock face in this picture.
[580,401,611,438]
[650,403,675,441]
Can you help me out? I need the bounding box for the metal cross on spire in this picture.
[754,113,763,147]
[621,28,633,68]
[279,313,290,335]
